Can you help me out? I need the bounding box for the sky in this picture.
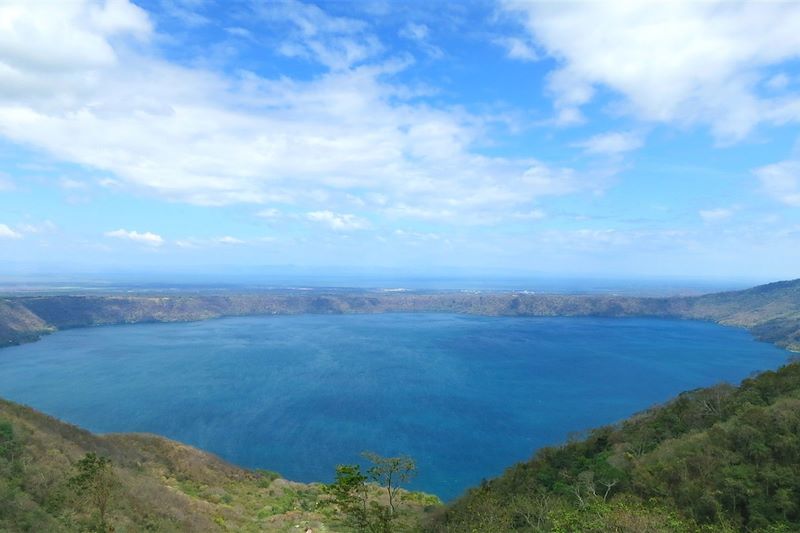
[1,0,800,281]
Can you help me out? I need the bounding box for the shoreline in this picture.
[2,283,799,353]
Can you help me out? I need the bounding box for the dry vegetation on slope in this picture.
[0,399,439,532]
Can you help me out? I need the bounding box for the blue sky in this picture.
[1,0,800,280]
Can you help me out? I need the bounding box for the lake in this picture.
[0,314,790,501]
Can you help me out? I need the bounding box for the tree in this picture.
[326,452,417,532]
[69,452,116,530]
[324,464,370,531]
[0,420,23,483]
[0,421,21,463]
[362,452,416,516]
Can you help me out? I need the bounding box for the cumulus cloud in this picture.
[501,0,800,141]
[307,210,369,231]
[0,224,22,239]
[0,0,601,228]
[104,228,164,246]
[0,0,150,100]
[575,131,644,156]
[755,161,800,207]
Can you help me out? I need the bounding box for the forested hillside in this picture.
[429,361,800,532]
[1,279,799,531]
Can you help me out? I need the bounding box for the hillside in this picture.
[0,300,53,347]
[0,398,439,532]
[1,278,799,532]
[428,360,800,532]
[1,278,799,352]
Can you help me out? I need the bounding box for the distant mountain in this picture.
[1,279,799,531]
[1,278,799,351]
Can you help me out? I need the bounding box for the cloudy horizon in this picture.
[1,0,800,280]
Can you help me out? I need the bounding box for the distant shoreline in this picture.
[1,278,799,352]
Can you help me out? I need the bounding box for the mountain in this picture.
[1,278,799,531]
[1,278,799,352]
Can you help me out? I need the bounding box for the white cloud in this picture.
[0,0,601,228]
[393,229,441,242]
[398,22,443,58]
[59,177,88,190]
[0,224,22,239]
[575,131,644,156]
[215,236,245,245]
[765,73,791,92]
[17,220,57,234]
[260,0,380,70]
[501,1,800,141]
[225,27,252,39]
[104,228,164,246]
[755,161,800,207]
[699,207,735,222]
[493,37,537,62]
[174,239,197,249]
[307,210,369,231]
[0,0,150,96]
[175,235,248,248]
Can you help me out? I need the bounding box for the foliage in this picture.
[363,451,417,515]
[0,397,441,532]
[0,420,22,465]
[325,452,421,532]
[68,453,117,530]
[429,361,800,532]
[325,464,372,530]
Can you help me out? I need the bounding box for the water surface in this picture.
[0,314,790,500]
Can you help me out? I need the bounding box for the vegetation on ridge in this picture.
[1,277,800,351]
[2,278,799,531]
[427,360,800,532]
[0,398,440,532]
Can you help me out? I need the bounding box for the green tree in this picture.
[0,420,21,463]
[325,464,371,530]
[68,452,116,530]
[362,452,417,515]
[326,452,417,532]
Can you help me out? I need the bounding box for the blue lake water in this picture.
[0,314,791,501]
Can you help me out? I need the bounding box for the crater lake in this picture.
[0,314,790,501]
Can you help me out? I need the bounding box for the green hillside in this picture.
[1,278,799,531]
[428,361,800,532]
[6,353,796,532]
